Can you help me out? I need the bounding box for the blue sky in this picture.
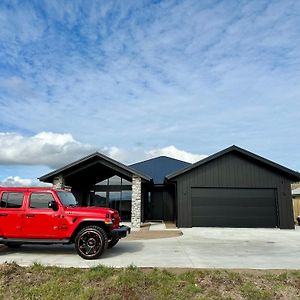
[0,0,300,185]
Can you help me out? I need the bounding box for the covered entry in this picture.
[39,152,152,228]
[191,188,278,228]
[148,186,175,221]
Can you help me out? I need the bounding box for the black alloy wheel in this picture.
[75,226,108,259]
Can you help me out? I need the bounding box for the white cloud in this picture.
[0,132,206,170]
[0,176,51,187]
[0,131,207,185]
[0,131,96,168]
[147,145,207,163]
[104,145,207,164]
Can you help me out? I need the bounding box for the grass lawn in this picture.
[0,263,300,299]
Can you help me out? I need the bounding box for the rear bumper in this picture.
[111,225,131,239]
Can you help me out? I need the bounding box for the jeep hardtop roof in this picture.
[0,187,64,192]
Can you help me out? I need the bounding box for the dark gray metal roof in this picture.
[130,156,191,185]
[166,145,300,181]
[39,152,152,183]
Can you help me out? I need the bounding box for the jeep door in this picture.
[0,192,24,237]
[23,192,64,238]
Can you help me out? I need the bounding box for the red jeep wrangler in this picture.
[0,187,130,259]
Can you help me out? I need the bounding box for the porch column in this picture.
[52,174,65,189]
[131,175,142,229]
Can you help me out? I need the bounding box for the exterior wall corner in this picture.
[131,175,142,228]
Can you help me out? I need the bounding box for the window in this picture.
[92,175,132,220]
[0,192,24,208]
[30,193,55,209]
[109,176,121,185]
[96,179,108,186]
[122,191,132,201]
[57,191,77,207]
[94,192,107,207]
[122,178,132,185]
[109,192,121,211]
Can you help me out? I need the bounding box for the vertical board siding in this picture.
[175,152,294,229]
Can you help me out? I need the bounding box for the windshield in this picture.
[57,191,78,207]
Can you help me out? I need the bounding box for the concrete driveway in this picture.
[1,227,300,269]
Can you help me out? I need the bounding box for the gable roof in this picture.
[130,156,191,184]
[166,145,300,181]
[39,152,152,183]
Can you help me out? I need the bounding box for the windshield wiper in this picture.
[67,204,78,208]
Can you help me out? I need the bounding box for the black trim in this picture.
[39,152,152,182]
[0,237,70,244]
[111,225,131,239]
[94,185,132,192]
[166,145,300,181]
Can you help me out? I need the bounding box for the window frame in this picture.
[0,192,24,209]
[29,192,56,210]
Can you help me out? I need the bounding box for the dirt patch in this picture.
[125,230,182,240]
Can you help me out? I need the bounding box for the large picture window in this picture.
[94,192,107,207]
[92,176,132,220]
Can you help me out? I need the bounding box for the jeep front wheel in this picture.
[75,226,108,260]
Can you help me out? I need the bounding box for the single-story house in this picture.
[39,145,300,229]
[292,187,300,222]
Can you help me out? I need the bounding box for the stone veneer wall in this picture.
[52,175,65,189]
[131,175,142,229]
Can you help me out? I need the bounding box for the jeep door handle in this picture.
[26,214,35,218]
[0,213,7,216]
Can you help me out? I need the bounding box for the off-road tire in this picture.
[75,225,108,260]
[108,237,119,249]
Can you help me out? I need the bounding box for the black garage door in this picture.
[191,188,278,228]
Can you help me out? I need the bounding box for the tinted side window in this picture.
[0,192,24,208]
[30,193,55,209]
[0,193,7,208]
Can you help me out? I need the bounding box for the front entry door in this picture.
[150,190,164,220]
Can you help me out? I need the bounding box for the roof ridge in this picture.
[39,151,152,182]
[130,155,191,166]
[166,145,300,181]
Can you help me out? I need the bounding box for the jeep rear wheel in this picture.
[75,226,108,260]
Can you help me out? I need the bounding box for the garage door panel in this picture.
[191,188,274,198]
[192,197,275,207]
[191,188,278,228]
[192,216,277,228]
[192,206,276,217]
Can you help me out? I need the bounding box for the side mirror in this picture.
[48,201,58,211]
